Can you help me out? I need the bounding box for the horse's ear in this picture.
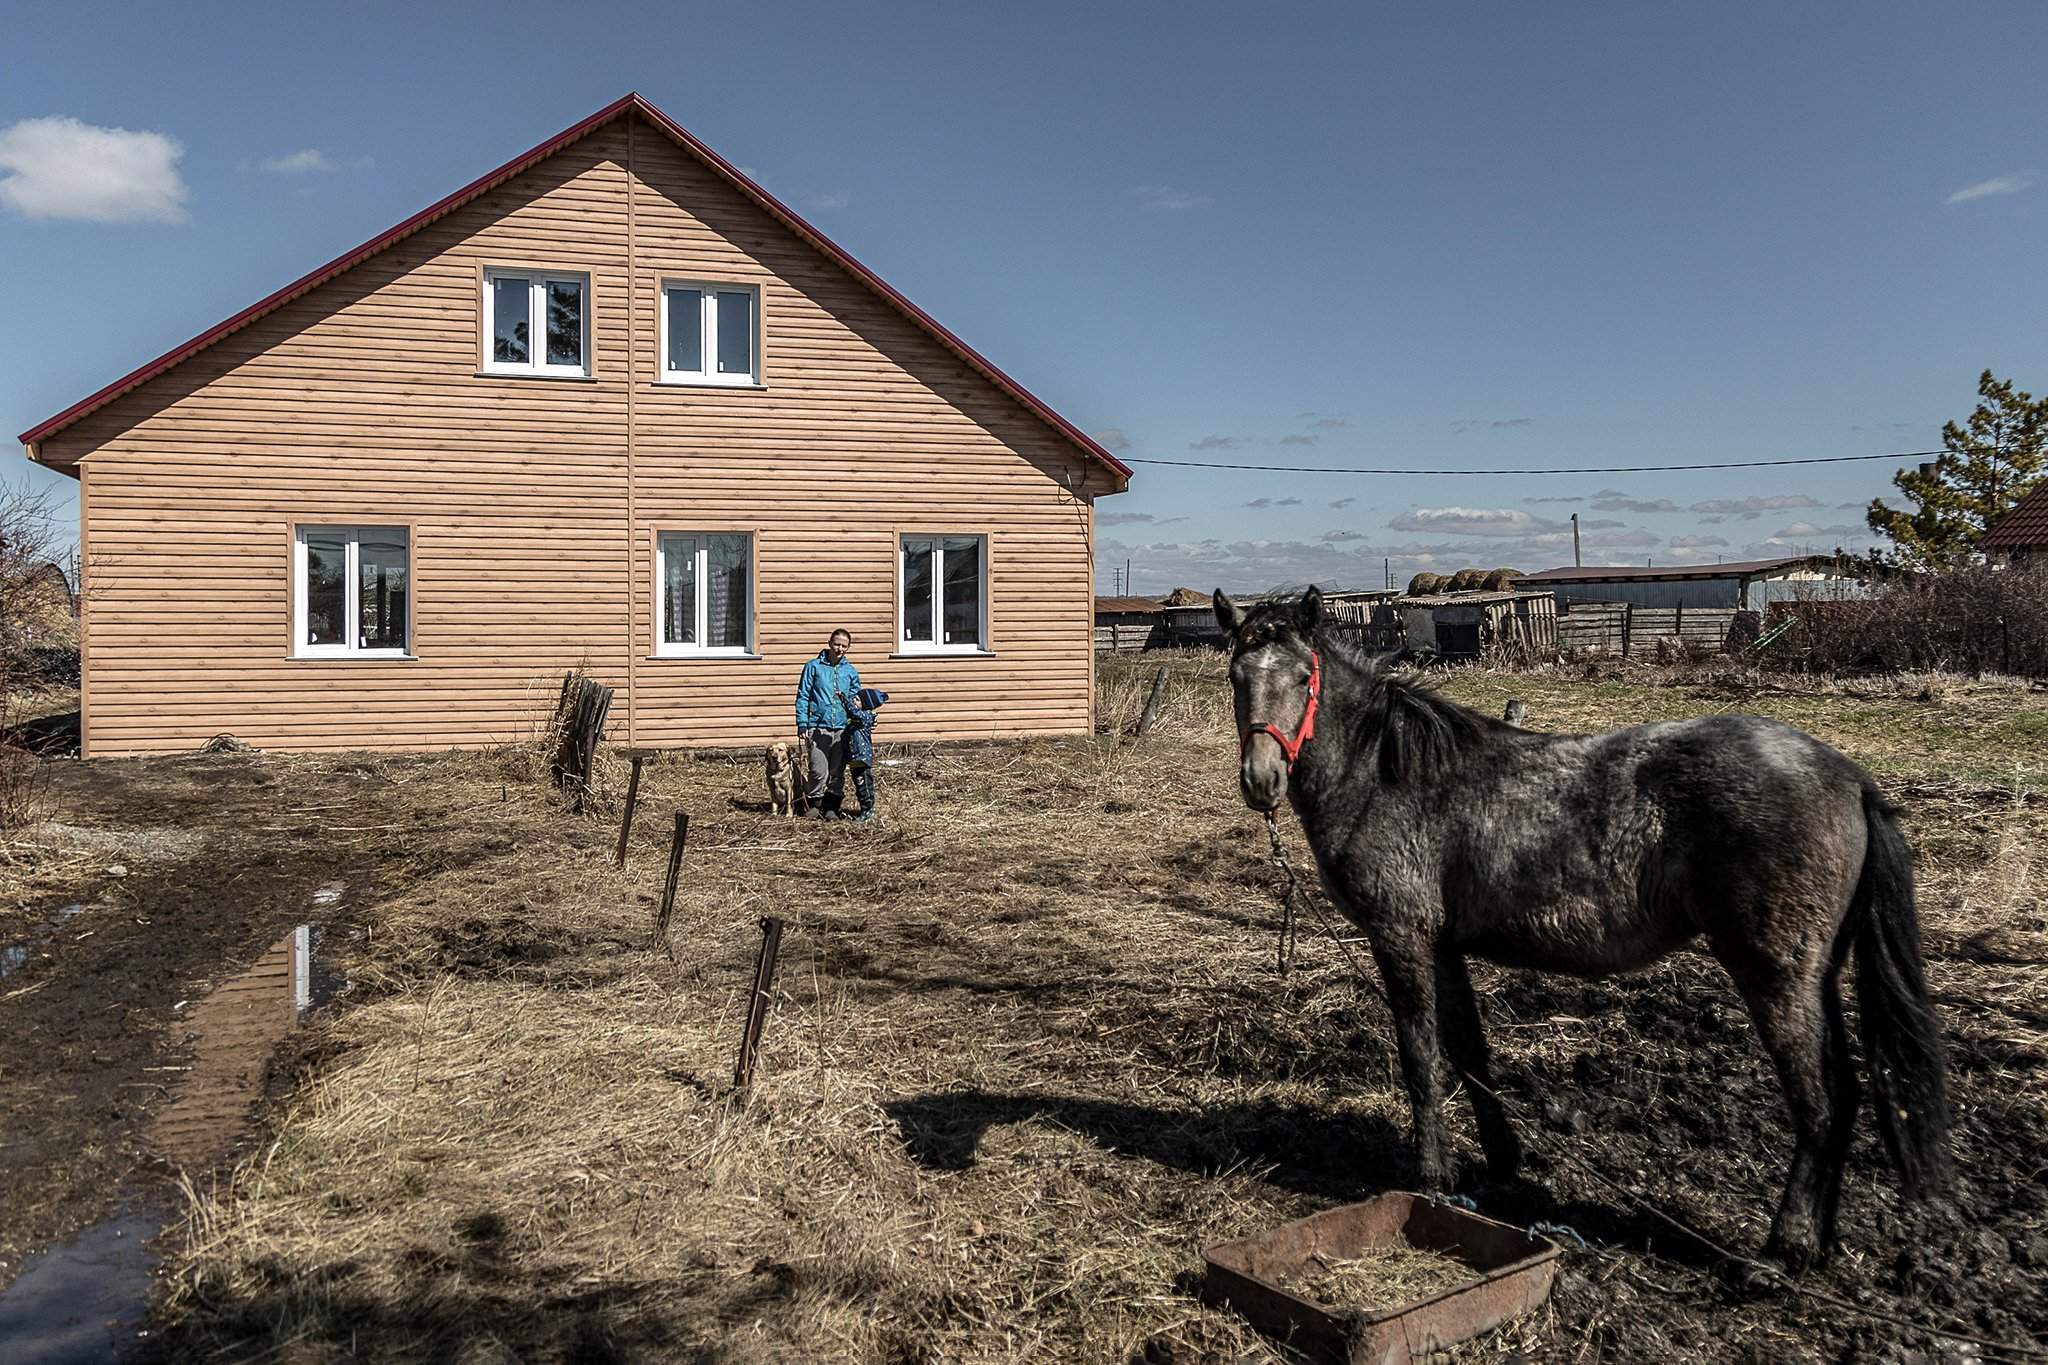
[1213,588,1244,636]
[1296,585,1323,631]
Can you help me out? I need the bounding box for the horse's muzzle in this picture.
[1238,739,1289,812]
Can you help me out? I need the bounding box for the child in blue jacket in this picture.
[843,686,889,822]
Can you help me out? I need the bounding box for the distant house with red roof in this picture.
[1983,483,2048,566]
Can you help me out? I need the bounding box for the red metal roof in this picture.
[1983,482,2048,550]
[20,93,1131,488]
[1518,556,1835,583]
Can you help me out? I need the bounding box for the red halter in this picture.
[1239,650,1320,769]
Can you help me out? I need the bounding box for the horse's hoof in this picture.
[1721,1258,1789,1300]
[1763,1229,1818,1276]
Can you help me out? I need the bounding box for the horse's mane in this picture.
[1314,628,1491,784]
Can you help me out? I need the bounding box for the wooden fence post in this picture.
[734,916,786,1093]
[614,755,645,868]
[1136,664,1171,736]
[651,811,689,950]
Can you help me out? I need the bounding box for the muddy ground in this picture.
[0,658,2043,1362]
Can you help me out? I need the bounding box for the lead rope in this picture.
[1263,811,1379,999]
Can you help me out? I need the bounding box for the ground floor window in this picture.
[295,526,409,657]
[657,532,753,655]
[899,534,986,651]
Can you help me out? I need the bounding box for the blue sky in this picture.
[5,1,2046,592]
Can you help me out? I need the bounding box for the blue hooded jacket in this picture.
[795,651,861,731]
[845,687,889,769]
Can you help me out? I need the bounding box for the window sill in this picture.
[647,652,762,661]
[290,653,418,662]
[889,649,996,660]
[474,370,599,382]
[652,379,767,391]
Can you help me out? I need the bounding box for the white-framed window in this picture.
[482,268,589,376]
[656,532,754,655]
[295,526,410,658]
[899,534,987,652]
[659,281,760,386]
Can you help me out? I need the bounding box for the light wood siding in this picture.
[43,114,1114,757]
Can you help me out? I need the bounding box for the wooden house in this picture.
[20,94,1130,756]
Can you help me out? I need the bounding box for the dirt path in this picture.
[0,751,453,1274]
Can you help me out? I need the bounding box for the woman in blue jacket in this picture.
[794,628,861,819]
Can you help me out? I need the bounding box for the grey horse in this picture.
[1216,586,1951,1268]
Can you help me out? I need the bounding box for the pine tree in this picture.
[1868,370,2048,568]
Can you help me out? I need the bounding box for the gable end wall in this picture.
[45,116,1110,756]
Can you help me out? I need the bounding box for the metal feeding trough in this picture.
[1201,1193,1562,1364]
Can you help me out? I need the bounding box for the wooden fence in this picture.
[1094,622,1164,652]
[1556,603,1741,657]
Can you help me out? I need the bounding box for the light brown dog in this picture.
[764,741,796,816]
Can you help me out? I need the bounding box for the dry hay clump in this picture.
[1094,650,1231,742]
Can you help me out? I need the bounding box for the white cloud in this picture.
[1189,434,1241,451]
[0,115,187,222]
[1090,426,1133,452]
[258,148,373,174]
[1947,171,2037,204]
[1279,434,1317,446]
[1689,494,1821,520]
[1387,506,1559,537]
[1133,184,1211,211]
[808,190,851,210]
[1667,534,1729,549]
[1592,495,1681,514]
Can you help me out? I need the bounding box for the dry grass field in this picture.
[2,654,2044,1362]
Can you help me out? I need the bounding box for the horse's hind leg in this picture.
[1726,955,1844,1271]
[1815,952,1862,1251]
[1436,949,1521,1183]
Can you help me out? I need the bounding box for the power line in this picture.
[1124,448,1943,476]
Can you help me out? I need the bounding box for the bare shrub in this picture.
[1764,564,2048,678]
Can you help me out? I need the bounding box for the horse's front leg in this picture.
[1436,948,1521,1184]
[1369,933,1451,1191]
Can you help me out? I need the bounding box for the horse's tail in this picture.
[1851,787,1953,1198]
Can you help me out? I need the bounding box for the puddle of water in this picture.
[0,1212,161,1364]
[153,925,330,1170]
[0,905,88,982]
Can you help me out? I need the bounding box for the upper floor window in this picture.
[900,534,987,652]
[661,282,759,386]
[483,268,588,376]
[657,532,754,656]
[295,526,410,658]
